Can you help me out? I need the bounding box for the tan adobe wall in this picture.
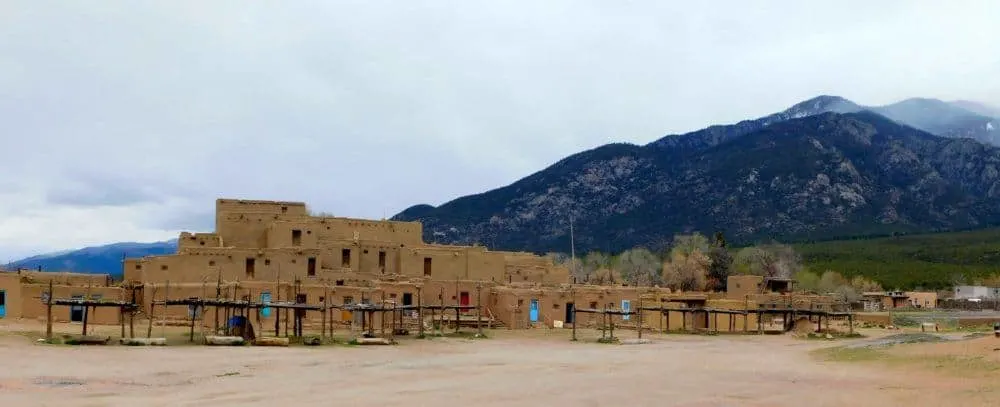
[18,284,123,325]
[16,271,112,287]
[726,275,763,299]
[0,273,24,319]
[177,232,222,249]
[906,291,937,308]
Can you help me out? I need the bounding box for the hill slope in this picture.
[796,228,1000,290]
[7,240,177,277]
[394,106,1000,254]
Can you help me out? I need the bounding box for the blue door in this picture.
[0,290,6,318]
[529,299,539,322]
[260,292,272,318]
[621,300,631,321]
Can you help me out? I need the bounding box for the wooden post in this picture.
[571,307,577,341]
[120,305,126,338]
[417,286,424,337]
[659,303,664,333]
[214,273,221,334]
[637,296,643,339]
[713,311,718,333]
[665,308,670,332]
[189,304,197,342]
[848,313,854,335]
[45,279,53,340]
[455,306,460,334]
[476,283,483,336]
[160,281,170,338]
[82,305,89,336]
[322,286,329,340]
[380,291,386,337]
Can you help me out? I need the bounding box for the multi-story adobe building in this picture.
[1,198,841,334]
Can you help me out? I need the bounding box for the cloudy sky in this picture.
[1,1,998,260]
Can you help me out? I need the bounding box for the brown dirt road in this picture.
[0,325,994,407]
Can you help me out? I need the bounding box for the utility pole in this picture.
[570,215,577,282]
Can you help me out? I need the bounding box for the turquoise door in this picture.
[260,292,272,318]
[529,299,539,322]
[621,300,631,321]
[0,290,6,318]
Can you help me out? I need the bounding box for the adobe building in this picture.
[0,269,124,325]
[2,198,845,335]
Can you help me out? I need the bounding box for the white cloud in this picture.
[1,0,999,259]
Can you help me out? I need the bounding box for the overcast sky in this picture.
[1,1,998,260]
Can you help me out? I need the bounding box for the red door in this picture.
[460,292,470,313]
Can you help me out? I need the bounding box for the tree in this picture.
[671,233,711,257]
[662,249,710,291]
[616,247,662,286]
[582,252,611,283]
[706,232,733,291]
[794,269,821,292]
[734,243,801,279]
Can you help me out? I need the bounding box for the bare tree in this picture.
[616,248,662,286]
[662,249,710,291]
[582,252,610,283]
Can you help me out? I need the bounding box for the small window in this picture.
[335,280,345,286]
[423,257,432,276]
[292,229,302,246]
[135,264,142,270]
[553,303,560,309]
[518,299,524,306]
[264,259,271,266]
[589,301,597,309]
[319,296,325,303]
[307,257,316,276]
[160,265,168,271]
[209,260,216,266]
[281,206,288,213]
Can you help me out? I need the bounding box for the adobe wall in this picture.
[18,284,124,325]
[16,270,112,287]
[0,272,24,319]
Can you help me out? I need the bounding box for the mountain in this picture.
[874,98,999,146]
[7,240,178,277]
[394,98,1000,254]
[950,100,1000,119]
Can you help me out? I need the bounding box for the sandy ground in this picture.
[1,322,997,407]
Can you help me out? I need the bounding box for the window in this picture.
[423,257,432,276]
[209,260,216,266]
[265,259,271,266]
[135,264,142,270]
[292,229,302,246]
[245,258,255,278]
[589,301,598,309]
[307,257,316,276]
[341,249,351,267]
[335,280,345,286]
[160,265,168,271]
[378,251,386,270]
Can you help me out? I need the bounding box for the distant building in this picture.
[859,291,936,311]
[953,285,994,300]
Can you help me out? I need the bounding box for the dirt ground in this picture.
[1,321,997,407]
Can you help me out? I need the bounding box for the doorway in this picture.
[621,300,631,321]
[460,291,470,312]
[565,302,574,324]
[70,295,84,322]
[260,292,272,318]
[529,299,539,322]
[402,292,413,306]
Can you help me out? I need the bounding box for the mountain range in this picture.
[10,95,1000,275]
[393,96,1000,253]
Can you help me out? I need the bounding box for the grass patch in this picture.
[815,344,1000,378]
